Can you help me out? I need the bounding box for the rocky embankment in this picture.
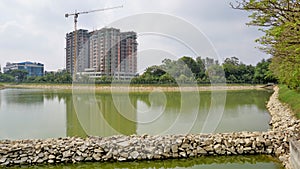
[0,131,291,166]
[0,86,299,168]
[267,86,300,168]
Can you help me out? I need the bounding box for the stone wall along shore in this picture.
[266,86,300,168]
[0,131,291,166]
[0,85,299,168]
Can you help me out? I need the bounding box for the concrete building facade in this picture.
[120,32,138,77]
[89,28,120,76]
[66,27,138,79]
[65,29,90,74]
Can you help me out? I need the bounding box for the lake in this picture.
[0,88,283,168]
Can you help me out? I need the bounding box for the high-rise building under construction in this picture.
[65,29,90,74]
[65,27,137,79]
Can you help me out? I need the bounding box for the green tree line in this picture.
[231,0,300,90]
[0,56,277,84]
[131,56,277,84]
[0,70,72,84]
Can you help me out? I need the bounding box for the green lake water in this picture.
[0,88,284,168]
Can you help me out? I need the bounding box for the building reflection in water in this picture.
[67,91,137,137]
[66,91,218,137]
[66,90,272,137]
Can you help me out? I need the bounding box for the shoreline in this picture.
[0,85,5,90]
[266,86,300,168]
[1,85,298,168]
[3,83,266,92]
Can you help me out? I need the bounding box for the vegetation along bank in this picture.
[278,85,300,119]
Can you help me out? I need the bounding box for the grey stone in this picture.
[63,151,72,158]
[243,147,252,151]
[0,157,6,163]
[130,151,139,159]
[81,153,88,158]
[38,153,44,158]
[120,152,129,158]
[203,145,213,152]
[146,153,153,159]
[33,156,39,163]
[237,147,243,154]
[20,157,28,163]
[76,150,82,156]
[84,157,93,161]
[197,147,207,155]
[20,154,27,157]
[181,143,189,149]
[1,161,9,166]
[266,148,273,154]
[48,159,54,163]
[48,155,55,160]
[92,153,101,161]
[164,146,171,153]
[179,152,187,157]
[265,139,272,146]
[244,139,252,147]
[118,157,126,161]
[94,148,103,153]
[74,156,84,161]
[171,144,178,153]
[144,146,155,153]
[37,159,44,163]
[118,141,130,147]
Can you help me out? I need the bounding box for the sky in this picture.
[0,0,269,72]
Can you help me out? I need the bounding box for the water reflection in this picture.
[0,89,272,140]
[215,90,273,133]
[69,92,137,137]
[0,89,66,140]
[11,155,284,169]
[4,89,44,105]
[0,89,281,169]
[68,89,272,137]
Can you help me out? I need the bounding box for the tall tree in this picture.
[195,57,206,79]
[231,0,300,89]
[179,56,200,76]
[223,57,240,81]
[254,59,277,83]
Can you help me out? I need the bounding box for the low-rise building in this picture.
[4,61,44,77]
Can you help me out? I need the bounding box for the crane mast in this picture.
[65,5,123,78]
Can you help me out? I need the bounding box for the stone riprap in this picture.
[267,86,300,168]
[0,131,290,166]
[0,86,299,168]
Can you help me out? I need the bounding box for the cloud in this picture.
[0,0,268,71]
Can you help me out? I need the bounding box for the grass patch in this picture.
[278,85,300,118]
[0,83,5,89]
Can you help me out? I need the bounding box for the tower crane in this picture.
[65,5,123,77]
